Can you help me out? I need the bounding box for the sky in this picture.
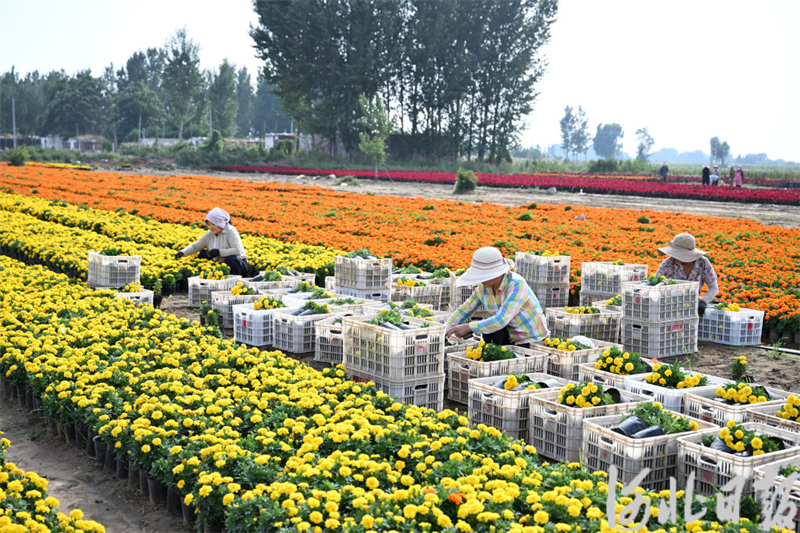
[1,0,799,161]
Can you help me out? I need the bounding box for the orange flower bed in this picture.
[1,164,798,330]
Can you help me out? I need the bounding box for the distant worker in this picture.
[656,233,718,317]
[174,207,250,276]
[659,162,669,181]
[701,164,710,186]
[728,165,736,186]
[445,246,548,348]
[734,166,744,188]
[710,165,720,186]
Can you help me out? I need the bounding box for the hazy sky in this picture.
[1,0,799,161]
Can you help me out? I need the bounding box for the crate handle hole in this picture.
[698,456,718,468]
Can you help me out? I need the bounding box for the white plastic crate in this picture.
[698,307,765,346]
[429,274,455,309]
[592,299,622,313]
[243,273,316,293]
[545,307,622,343]
[583,412,718,491]
[515,253,571,284]
[329,296,384,314]
[754,456,800,533]
[349,370,445,411]
[745,403,800,433]
[450,281,479,311]
[621,318,699,358]
[529,388,646,463]
[324,276,336,291]
[337,286,391,303]
[211,291,262,329]
[315,315,347,364]
[233,302,297,347]
[273,308,336,353]
[678,422,800,496]
[188,276,241,308]
[621,280,699,322]
[530,282,569,310]
[626,371,729,413]
[87,252,141,288]
[114,288,154,307]
[580,262,648,295]
[342,315,446,380]
[335,256,392,290]
[533,339,623,382]
[684,385,793,427]
[468,373,570,441]
[580,289,618,307]
[392,284,443,310]
[446,346,549,404]
[577,362,648,391]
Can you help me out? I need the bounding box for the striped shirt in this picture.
[446,272,549,345]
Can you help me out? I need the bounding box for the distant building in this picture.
[65,135,108,152]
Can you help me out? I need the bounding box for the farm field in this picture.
[2,164,800,532]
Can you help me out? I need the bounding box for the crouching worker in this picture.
[445,246,548,349]
[174,207,250,276]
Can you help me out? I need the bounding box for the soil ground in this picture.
[2,170,800,531]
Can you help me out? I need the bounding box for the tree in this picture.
[709,136,720,164]
[252,74,292,137]
[208,59,239,137]
[571,106,590,160]
[358,94,397,178]
[635,127,654,161]
[559,106,576,161]
[42,70,104,137]
[593,123,624,159]
[115,81,166,141]
[162,28,204,139]
[718,141,730,166]
[235,67,254,137]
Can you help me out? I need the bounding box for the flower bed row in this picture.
[0,432,105,532]
[1,166,798,332]
[0,256,779,532]
[212,165,800,205]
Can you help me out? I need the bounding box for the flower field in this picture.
[0,257,783,532]
[1,164,798,332]
[210,165,800,205]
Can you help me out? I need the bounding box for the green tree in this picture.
[710,136,720,164]
[115,81,166,141]
[208,59,239,138]
[358,94,397,178]
[559,105,576,161]
[718,141,730,166]
[42,70,105,137]
[635,127,654,161]
[593,123,624,159]
[252,74,292,136]
[235,67,254,137]
[571,106,590,160]
[162,28,204,139]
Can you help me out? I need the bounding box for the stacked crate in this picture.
[698,306,765,346]
[392,282,443,310]
[579,262,648,306]
[211,291,262,330]
[334,256,392,302]
[515,252,571,310]
[188,275,241,308]
[87,252,141,289]
[233,299,301,347]
[620,280,700,358]
[545,307,623,343]
[342,314,446,410]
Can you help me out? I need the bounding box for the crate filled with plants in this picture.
[342,311,446,381]
[326,295,382,314]
[211,282,262,329]
[468,372,569,441]
[678,421,800,497]
[446,341,548,404]
[276,281,335,308]
[545,305,622,343]
[583,402,716,490]
[243,267,315,292]
[626,361,727,413]
[534,336,622,382]
[699,302,765,346]
[753,457,800,533]
[87,248,141,288]
[580,260,648,295]
[273,301,336,353]
[578,346,652,391]
[334,249,392,291]
[347,368,445,411]
[392,277,443,310]
[314,314,348,364]
[529,382,646,463]
[745,394,800,434]
[187,266,240,308]
[112,281,154,307]
[232,295,292,347]
[515,250,571,285]
[621,275,699,322]
[621,316,699,358]
[369,300,449,323]
[428,268,455,309]
[684,356,793,426]
[592,293,622,313]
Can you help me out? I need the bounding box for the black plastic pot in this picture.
[739,375,755,384]
[116,457,129,480]
[606,387,626,405]
[167,485,183,516]
[93,438,108,463]
[182,500,197,525]
[104,444,116,471]
[536,379,563,389]
[148,477,167,506]
[139,468,150,497]
[708,436,735,454]
[632,426,666,439]
[75,424,88,449]
[611,415,649,437]
[153,295,163,309]
[85,428,96,457]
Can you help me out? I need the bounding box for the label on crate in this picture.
[331,337,341,346]
[242,320,247,328]
[669,324,685,333]
[416,344,427,356]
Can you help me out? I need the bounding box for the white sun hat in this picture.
[456,247,514,287]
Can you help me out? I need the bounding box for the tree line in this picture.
[251,0,558,162]
[0,29,292,146]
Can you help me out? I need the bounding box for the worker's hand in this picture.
[174,251,184,260]
[446,324,472,338]
[698,300,707,317]
[198,249,210,259]
[208,249,221,258]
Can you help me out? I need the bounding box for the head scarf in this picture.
[205,207,230,229]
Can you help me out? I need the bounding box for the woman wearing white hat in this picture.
[445,247,548,347]
[655,233,718,316]
[174,207,250,276]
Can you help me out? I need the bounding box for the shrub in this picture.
[518,212,533,221]
[587,158,618,173]
[337,175,362,187]
[7,146,29,166]
[637,216,651,224]
[453,168,477,194]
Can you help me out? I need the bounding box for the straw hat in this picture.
[456,247,513,287]
[658,233,707,263]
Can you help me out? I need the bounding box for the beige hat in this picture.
[658,233,707,262]
[456,247,514,287]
